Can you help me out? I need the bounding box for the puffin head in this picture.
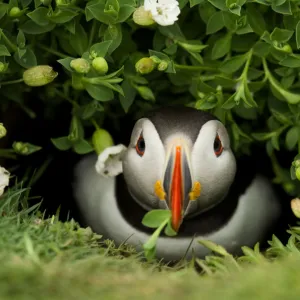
[122,107,237,232]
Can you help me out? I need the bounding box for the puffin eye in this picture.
[214,134,223,157]
[136,134,145,156]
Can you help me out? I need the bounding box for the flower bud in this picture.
[13,142,29,155]
[133,6,155,26]
[136,86,155,101]
[281,44,292,53]
[92,57,108,75]
[12,142,41,155]
[157,60,169,71]
[9,7,22,17]
[70,58,90,74]
[0,124,7,139]
[23,65,58,87]
[92,128,114,155]
[135,57,156,75]
[291,198,300,218]
[0,62,8,73]
[150,56,161,64]
[293,159,300,169]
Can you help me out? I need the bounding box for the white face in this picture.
[122,118,237,217]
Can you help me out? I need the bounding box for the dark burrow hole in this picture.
[0,98,297,258]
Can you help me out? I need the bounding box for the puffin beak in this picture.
[163,144,193,232]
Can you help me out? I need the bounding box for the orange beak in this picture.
[170,146,183,231]
[163,145,192,232]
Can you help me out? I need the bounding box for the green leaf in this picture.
[0,45,11,56]
[253,41,271,57]
[286,127,299,150]
[149,50,170,62]
[206,11,224,34]
[119,79,136,113]
[57,57,75,72]
[143,246,156,261]
[136,86,155,101]
[190,0,205,6]
[117,4,135,22]
[103,23,122,54]
[27,7,49,26]
[222,92,238,109]
[69,115,84,141]
[211,33,232,60]
[243,81,258,108]
[51,137,72,150]
[270,27,294,43]
[246,4,266,36]
[0,4,9,20]
[272,0,291,15]
[85,83,114,101]
[49,8,78,24]
[279,54,300,68]
[271,109,293,125]
[281,74,294,89]
[199,1,217,23]
[252,132,277,141]
[86,0,116,24]
[17,30,26,48]
[81,101,104,119]
[142,210,171,228]
[207,0,227,10]
[219,54,247,74]
[267,68,300,104]
[177,40,207,53]
[21,0,33,8]
[164,220,177,236]
[222,11,237,31]
[20,20,56,34]
[198,240,230,256]
[73,139,94,154]
[13,48,37,68]
[296,21,300,49]
[90,41,112,58]
[69,23,88,56]
[64,19,76,34]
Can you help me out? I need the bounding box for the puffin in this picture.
[72,107,282,261]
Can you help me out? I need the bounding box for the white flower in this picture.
[144,0,180,26]
[95,144,127,178]
[0,166,9,196]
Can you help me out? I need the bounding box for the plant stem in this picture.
[0,78,24,86]
[174,64,217,72]
[0,149,17,160]
[55,90,80,108]
[36,44,68,58]
[241,49,253,79]
[0,29,17,52]
[91,118,100,130]
[199,75,220,82]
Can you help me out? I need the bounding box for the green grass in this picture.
[1,183,300,299]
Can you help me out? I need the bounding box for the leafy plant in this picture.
[3,0,300,260]
[142,210,177,261]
